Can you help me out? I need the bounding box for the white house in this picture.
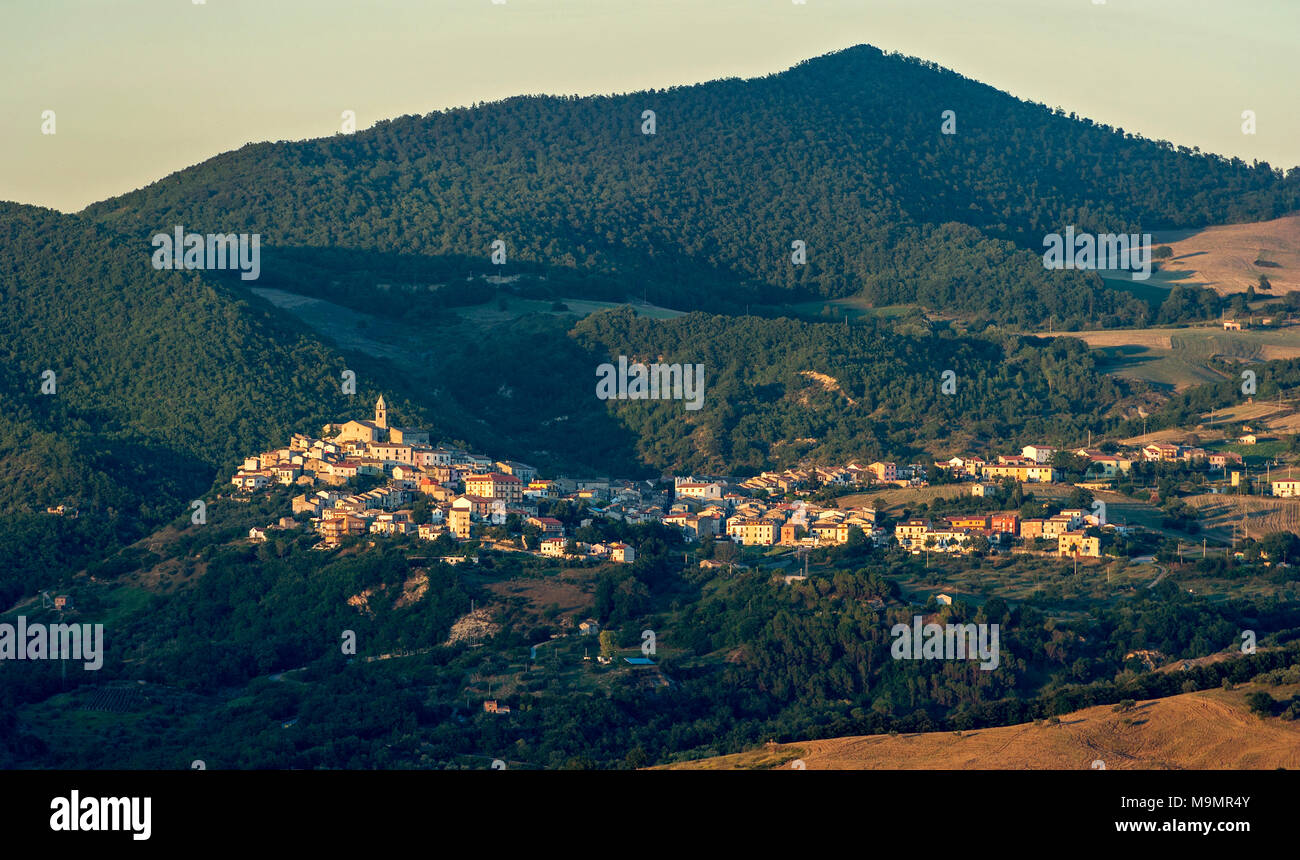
[1273,479,1300,498]
[1022,445,1055,465]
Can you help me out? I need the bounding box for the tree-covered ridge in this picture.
[571,308,1138,472]
[0,204,356,475]
[82,46,1299,328]
[0,203,368,601]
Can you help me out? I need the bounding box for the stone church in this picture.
[327,395,429,446]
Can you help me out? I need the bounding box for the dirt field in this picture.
[483,571,594,622]
[661,686,1300,770]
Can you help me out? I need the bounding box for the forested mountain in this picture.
[82,45,1300,328]
[0,203,364,603]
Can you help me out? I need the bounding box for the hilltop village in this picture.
[227,397,1284,563]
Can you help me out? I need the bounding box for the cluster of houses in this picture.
[732,441,1257,503]
[230,403,1299,564]
[230,398,904,559]
[893,507,1112,559]
[665,476,885,548]
[232,396,636,562]
[931,441,1251,486]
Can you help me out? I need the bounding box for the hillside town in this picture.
[227,397,1287,564]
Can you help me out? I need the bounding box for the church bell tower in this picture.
[375,395,388,430]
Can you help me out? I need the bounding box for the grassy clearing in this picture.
[457,297,684,324]
[785,297,917,321]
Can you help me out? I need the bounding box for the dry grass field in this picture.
[1153,214,1300,295]
[835,486,975,513]
[1184,493,1300,541]
[660,686,1300,770]
[1051,319,1300,392]
[480,567,596,625]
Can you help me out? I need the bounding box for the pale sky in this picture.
[1,0,1296,213]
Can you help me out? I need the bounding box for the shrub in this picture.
[1245,691,1275,717]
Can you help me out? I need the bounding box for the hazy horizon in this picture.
[2,0,1298,213]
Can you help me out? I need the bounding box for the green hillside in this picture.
[83,45,1300,329]
[0,204,358,603]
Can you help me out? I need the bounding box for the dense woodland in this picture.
[570,308,1139,472]
[0,204,362,603]
[84,46,1299,328]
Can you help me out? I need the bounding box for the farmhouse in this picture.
[1272,479,1300,498]
[1142,443,1181,463]
[539,537,571,558]
[1058,531,1101,558]
[1210,452,1244,469]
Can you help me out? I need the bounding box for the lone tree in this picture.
[598,630,618,659]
